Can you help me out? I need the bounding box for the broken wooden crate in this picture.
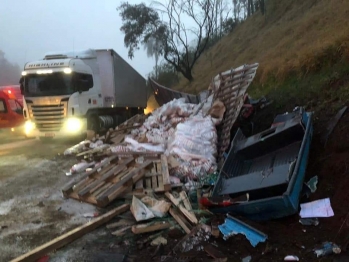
[62,154,172,207]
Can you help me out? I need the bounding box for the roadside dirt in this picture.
[0,137,126,261]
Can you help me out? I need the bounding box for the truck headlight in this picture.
[65,118,82,132]
[24,121,35,134]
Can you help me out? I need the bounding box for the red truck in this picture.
[0,89,25,135]
[0,85,23,106]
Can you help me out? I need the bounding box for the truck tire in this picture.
[87,115,100,133]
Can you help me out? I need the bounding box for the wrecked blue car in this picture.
[210,107,313,220]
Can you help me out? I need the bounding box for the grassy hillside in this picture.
[173,0,349,95]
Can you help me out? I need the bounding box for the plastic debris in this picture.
[242,255,252,262]
[169,176,181,184]
[130,196,155,221]
[83,212,99,218]
[299,217,319,226]
[300,198,334,218]
[70,161,95,175]
[306,175,318,193]
[141,196,171,218]
[314,242,341,257]
[284,255,299,261]
[89,140,103,149]
[64,140,90,155]
[151,236,168,246]
[218,215,267,247]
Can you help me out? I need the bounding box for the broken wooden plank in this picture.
[106,219,135,229]
[157,175,164,191]
[77,158,133,197]
[144,172,162,177]
[169,207,191,234]
[62,155,118,195]
[10,204,129,262]
[131,221,171,234]
[111,225,132,236]
[145,177,152,189]
[151,173,158,189]
[179,191,193,212]
[165,192,198,224]
[161,155,171,191]
[135,179,144,192]
[179,191,197,223]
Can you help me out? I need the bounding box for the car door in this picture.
[7,99,25,127]
[0,98,10,128]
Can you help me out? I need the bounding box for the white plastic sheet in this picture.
[299,198,334,218]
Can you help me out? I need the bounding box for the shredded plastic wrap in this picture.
[64,140,90,155]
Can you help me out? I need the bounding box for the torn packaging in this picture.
[141,196,171,218]
[131,196,155,221]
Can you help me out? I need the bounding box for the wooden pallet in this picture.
[62,156,154,207]
[62,154,174,207]
[133,155,171,194]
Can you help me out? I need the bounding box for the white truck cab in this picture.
[21,49,147,138]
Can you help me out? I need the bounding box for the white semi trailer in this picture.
[20,49,147,138]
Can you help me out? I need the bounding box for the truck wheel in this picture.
[87,115,100,133]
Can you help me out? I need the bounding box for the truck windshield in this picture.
[23,72,94,97]
[24,72,74,97]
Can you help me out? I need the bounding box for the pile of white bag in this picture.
[110,97,224,183]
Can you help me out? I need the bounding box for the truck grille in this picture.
[28,104,66,132]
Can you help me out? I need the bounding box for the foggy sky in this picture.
[0,0,155,82]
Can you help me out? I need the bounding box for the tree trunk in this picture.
[155,56,158,79]
[260,0,265,15]
[182,70,194,82]
[247,0,251,16]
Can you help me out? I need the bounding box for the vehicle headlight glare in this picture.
[66,118,81,132]
[64,68,72,74]
[24,121,35,134]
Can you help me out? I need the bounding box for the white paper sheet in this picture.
[299,198,334,218]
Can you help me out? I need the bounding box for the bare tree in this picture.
[152,0,216,81]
